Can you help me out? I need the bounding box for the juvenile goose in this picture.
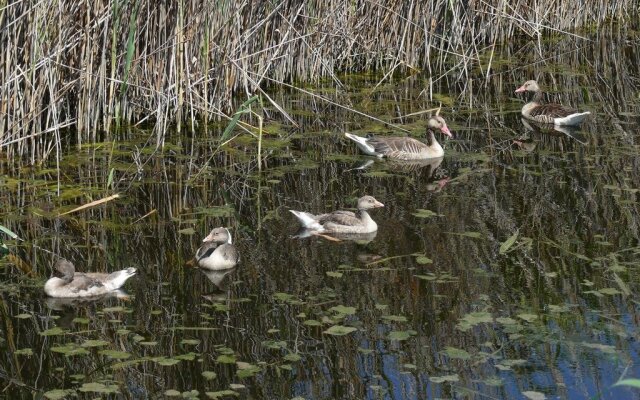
[344,116,453,160]
[289,195,384,234]
[44,259,136,298]
[196,227,239,270]
[515,80,590,126]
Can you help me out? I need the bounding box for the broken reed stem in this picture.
[0,0,634,160]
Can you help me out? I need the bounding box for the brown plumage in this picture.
[345,116,453,160]
[515,80,590,126]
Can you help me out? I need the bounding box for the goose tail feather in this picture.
[554,111,590,126]
[289,210,324,231]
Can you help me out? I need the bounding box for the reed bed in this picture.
[0,0,636,159]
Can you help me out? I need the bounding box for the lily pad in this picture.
[412,209,441,218]
[44,389,76,399]
[329,305,356,315]
[429,374,459,383]
[78,382,120,394]
[388,330,417,341]
[202,371,217,380]
[323,325,357,336]
[441,346,471,360]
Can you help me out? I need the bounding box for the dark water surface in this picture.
[2,29,640,399]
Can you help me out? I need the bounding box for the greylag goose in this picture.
[44,259,136,298]
[515,80,590,126]
[196,227,239,270]
[289,195,384,234]
[344,116,453,160]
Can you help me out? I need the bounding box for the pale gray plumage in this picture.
[289,195,384,234]
[344,116,453,160]
[196,227,239,270]
[44,259,136,298]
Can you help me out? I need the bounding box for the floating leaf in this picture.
[499,230,519,254]
[329,305,356,315]
[262,340,287,350]
[154,357,181,366]
[51,344,89,357]
[388,330,416,341]
[441,346,471,360]
[381,315,407,322]
[326,271,343,278]
[40,327,66,336]
[15,348,33,356]
[44,389,76,399]
[303,319,322,327]
[216,354,236,364]
[323,325,357,336]
[457,312,493,331]
[429,374,459,383]
[15,313,31,319]
[236,362,261,378]
[412,209,441,218]
[523,391,546,400]
[202,371,217,380]
[517,313,538,323]
[164,389,181,397]
[181,339,201,345]
[102,306,126,313]
[496,317,518,325]
[284,353,302,362]
[81,340,110,348]
[78,382,120,394]
[415,256,433,264]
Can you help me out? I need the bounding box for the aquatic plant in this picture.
[0,0,636,159]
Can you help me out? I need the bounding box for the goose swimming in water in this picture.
[289,195,384,234]
[515,80,590,126]
[44,259,136,298]
[344,116,453,160]
[195,227,240,270]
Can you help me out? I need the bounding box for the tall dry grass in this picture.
[0,0,636,159]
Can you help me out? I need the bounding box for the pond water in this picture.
[1,27,640,399]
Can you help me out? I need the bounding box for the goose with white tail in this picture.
[44,259,136,298]
[289,195,384,234]
[344,116,453,160]
[515,80,590,126]
[196,227,239,270]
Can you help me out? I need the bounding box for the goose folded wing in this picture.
[369,137,425,156]
[68,274,104,293]
[196,242,219,260]
[530,104,577,118]
[318,211,360,226]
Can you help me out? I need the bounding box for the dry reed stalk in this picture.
[0,0,634,162]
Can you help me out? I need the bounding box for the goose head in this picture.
[427,116,453,138]
[515,80,540,93]
[357,195,385,210]
[203,227,233,244]
[53,259,75,282]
